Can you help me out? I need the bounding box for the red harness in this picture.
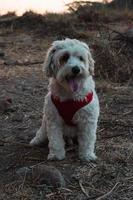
[51,92,93,126]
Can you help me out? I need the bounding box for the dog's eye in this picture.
[60,53,70,65]
[61,53,69,62]
[51,48,56,54]
[78,56,84,62]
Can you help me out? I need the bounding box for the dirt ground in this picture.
[0,27,133,200]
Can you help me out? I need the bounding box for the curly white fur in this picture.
[30,38,100,162]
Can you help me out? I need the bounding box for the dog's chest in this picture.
[51,92,93,126]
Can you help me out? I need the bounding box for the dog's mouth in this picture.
[65,75,82,92]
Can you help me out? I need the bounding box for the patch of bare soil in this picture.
[0,29,133,200]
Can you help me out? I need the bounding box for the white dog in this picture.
[30,38,99,162]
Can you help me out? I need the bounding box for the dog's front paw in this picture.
[47,152,65,161]
[79,152,97,162]
[30,137,41,146]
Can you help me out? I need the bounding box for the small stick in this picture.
[79,180,89,198]
[25,157,45,162]
[18,168,28,190]
[46,192,57,198]
[101,133,125,139]
[5,60,44,66]
[0,139,37,148]
[97,128,105,133]
[96,182,120,200]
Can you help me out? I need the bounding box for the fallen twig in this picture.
[100,120,133,128]
[97,128,105,133]
[46,192,57,198]
[79,180,89,198]
[5,60,43,66]
[101,133,127,140]
[0,139,37,148]
[25,157,45,162]
[18,168,28,190]
[96,182,120,200]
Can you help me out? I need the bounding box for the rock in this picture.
[0,97,12,113]
[33,165,66,187]
[16,164,66,188]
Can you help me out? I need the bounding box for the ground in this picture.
[0,26,133,200]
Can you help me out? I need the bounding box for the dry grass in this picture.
[93,34,133,84]
[0,9,133,85]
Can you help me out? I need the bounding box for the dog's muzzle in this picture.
[65,67,82,93]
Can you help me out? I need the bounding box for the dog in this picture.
[30,38,99,162]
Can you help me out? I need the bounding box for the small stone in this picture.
[16,164,66,188]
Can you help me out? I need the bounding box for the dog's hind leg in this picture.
[30,115,47,146]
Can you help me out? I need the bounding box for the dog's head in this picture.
[43,38,94,92]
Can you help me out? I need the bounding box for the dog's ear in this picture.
[81,42,95,76]
[43,46,56,77]
[88,50,95,76]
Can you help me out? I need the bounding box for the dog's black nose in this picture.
[72,66,80,75]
